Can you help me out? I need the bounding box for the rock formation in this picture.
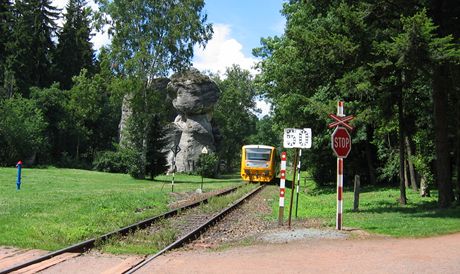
[118,68,220,174]
[166,68,220,172]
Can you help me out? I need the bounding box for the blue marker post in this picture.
[16,160,22,190]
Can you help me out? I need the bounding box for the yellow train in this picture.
[240,145,277,183]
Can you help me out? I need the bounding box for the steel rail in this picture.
[0,185,241,274]
[125,184,265,274]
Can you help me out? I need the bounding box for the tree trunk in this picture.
[431,0,455,208]
[404,159,409,188]
[433,65,454,208]
[365,126,377,185]
[405,136,418,192]
[456,138,460,201]
[398,82,407,205]
[457,104,460,201]
[76,136,80,160]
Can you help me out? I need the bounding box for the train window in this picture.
[246,148,271,161]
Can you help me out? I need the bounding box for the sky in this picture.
[51,0,287,115]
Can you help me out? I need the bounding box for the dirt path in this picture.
[136,232,460,274]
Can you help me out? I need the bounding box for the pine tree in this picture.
[0,0,14,97]
[8,0,60,96]
[55,0,94,90]
[145,115,168,180]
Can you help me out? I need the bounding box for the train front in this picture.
[240,145,275,183]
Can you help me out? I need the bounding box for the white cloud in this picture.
[193,24,258,76]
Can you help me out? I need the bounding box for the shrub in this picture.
[198,152,219,178]
[93,147,138,174]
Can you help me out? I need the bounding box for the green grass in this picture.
[0,167,242,250]
[277,171,460,237]
[2,166,460,253]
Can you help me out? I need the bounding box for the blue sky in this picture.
[193,1,286,75]
[203,0,285,57]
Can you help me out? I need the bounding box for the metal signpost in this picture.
[282,128,312,228]
[295,149,302,218]
[200,146,208,191]
[169,145,181,192]
[328,101,354,230]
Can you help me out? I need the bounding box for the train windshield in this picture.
[246,148,271,161]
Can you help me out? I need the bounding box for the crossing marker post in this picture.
[278,152,287,225]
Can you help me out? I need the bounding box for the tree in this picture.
[96,0,213,178]
[429,0,460,207]
[30,83,70,162]
[55,0,95,90]
[247,115,281,149]
[145,115,168,180]
[0,96,47,165]
[68,69,117,162]
[213,65,258,171]
[8,0,60,95]
[0,0,13,96]
[255,0,460,206]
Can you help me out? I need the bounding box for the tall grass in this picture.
[0,167,242,250]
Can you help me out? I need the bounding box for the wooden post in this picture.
[353,175,360,211]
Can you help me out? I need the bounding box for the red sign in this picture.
[328,114,355,131]
[331,127,351,158]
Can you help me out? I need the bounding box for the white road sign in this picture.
[283,128,312,148]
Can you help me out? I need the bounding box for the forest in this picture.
[1,0,459,208]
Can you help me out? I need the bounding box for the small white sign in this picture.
[283,128,312,148]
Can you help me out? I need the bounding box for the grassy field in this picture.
[2,167,460,253]
[278,171,460,237]
[0,167,242,251]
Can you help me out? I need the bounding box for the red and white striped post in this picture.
[336,101,344,230]
[337,157,344,230]
[278,152,287,225]
[329,101,353,230]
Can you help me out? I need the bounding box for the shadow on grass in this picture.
[349,199,460,219]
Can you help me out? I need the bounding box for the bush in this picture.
[198,152,219,178]
[0,96,47,166]
[93,147,139,174]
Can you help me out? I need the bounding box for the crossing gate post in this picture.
[328,101,354,230]
[278,152,287,226]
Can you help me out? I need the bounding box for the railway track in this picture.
[0,184,264,274]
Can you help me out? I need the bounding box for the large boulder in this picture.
[167,68,220,115]
[117,69,220,174]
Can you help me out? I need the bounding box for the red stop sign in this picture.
[331,127,351,158]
